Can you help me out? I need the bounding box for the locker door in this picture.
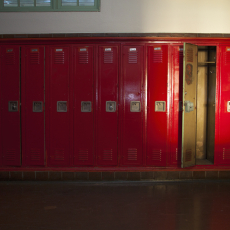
[121,45,144,166]
[218,46,230,164]
[147,45,168,166]
[47,46,71,167]
[0,46,21,166]
[181,43,198,168]
[97,45,119,166]
[73,45,94,166]
[170,46,183,166]
[21,46,45,166]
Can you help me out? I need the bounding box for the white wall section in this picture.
[0,0,229,34]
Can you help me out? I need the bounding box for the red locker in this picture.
[170,46,183,166]
[96,45,119,166]
[73,45,95,166]
[120,45,144,166]
[46,46,72,167]
[217,45,230,165]
[146,45,168,166]
[0,46,21,166]
[21,46,45,166]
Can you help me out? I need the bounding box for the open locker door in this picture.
[181,43,198,168]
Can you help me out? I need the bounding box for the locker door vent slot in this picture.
[225,52,230,64]
[128,51,138,64]
[8,101,18,112]
[81,101,91,112]
[130,101,140,112]
[186,48,193,62]
[185,149,192,162]
[57,101,67,112]
[104,50,113,64]
[79,51,89,64]
[106,101,116,112]
[6,52,15,65]
[153,50,163,63]
[127,148,137,161]
[30,52,40,64]
[54,52,65,64]
[223,148,230,159]
[54,149,65,161]
[5,150,16,161]
[103,150,113,161]
[78,149,89,161]
[151,150,162,161]
[33,101,43,112]
[30,149,41,161]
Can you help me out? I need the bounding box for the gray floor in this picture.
[0,181,230,230]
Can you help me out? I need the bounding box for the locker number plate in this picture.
[130,101,140,112]
[106,101,116,112]
[8,101,18,112]
[155,101,166,112]
[33,101,43,112]
[57,101,67,112]
[81,101,92,112]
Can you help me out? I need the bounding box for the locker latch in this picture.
[57,101,67,112]
[155,101,166,112]
[33,101,43,112]
[8,101,18,112]
[227,101,230,112]
[81,101,92,112]
[106,101,116,112]
[130,101,140,112]
[184,101,194,113]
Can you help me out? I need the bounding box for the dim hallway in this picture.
[0,181,230,230]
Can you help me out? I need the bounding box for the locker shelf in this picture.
[198,61,216,66]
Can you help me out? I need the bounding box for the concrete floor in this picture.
[1,181,230,230]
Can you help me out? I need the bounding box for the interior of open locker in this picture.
[196,46,216,165]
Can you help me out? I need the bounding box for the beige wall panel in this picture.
[1,0,230,34]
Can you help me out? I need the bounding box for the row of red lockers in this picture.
[0,42,230,168]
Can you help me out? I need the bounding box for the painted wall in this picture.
[0,0,229,34]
